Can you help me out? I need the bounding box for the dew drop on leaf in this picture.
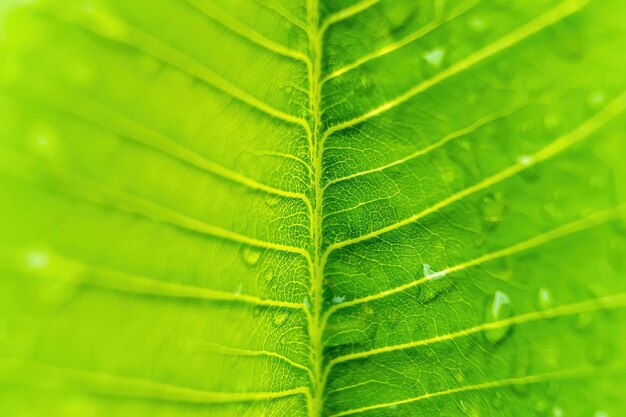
[536,287,553,311]
[358,72,371,89]
[552,405,564,417]
[510,351,530,395]
[544,112,561,130]
[25,249,49,270]
[484,290,512,343]
[273,313,287,326]
[332,295,345,304]
[587,90,606,108]
[480,192,505,223]
[458,399,469,414]
[594,410,609,417]
[423,263,447,280]
[518,155,534,165]
[29,125,60,160]
[423,47,446,68]
[543,202,563,220]
[263,269,274,283]
[491,392,504,409]
[468,16,487,32]
[419,264,453,303]
[264,194,281,207]
[532,395,549,413]
[574,311,594,332]
[241,246,261,266]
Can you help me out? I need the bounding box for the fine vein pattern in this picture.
[1,0,626,416]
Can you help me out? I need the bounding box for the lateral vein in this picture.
[41,9,311,132]
[202,342,314,383]
[322,204,626,324]
[324,88,626,254]
[327,293,626,369]
[319,0,589,144]
[329,365,621,416]
[11,81,310,205]
[323,102,526,190]
[1,359,311,404]
[0,149,312,261]
[320,0,381,35]
[184,0,311,64]
[321,0,479,84]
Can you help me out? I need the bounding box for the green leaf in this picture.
[1,0,626,416]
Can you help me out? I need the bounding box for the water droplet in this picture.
[460,137,474,151]
[468,16,486,32]
[594,410,609,417]
[544,112,561,130]
[455,370,465,383]
[458,400,470,414]
[303,296,311,311]
[263,269,275,283]
[457,399,479,416]
[552,405,564,417]
[532,395,549,412]
[234,284,242,297]
[484,290,512,343]
[480,192,505,223]
[574,311,593,332]
[536,287,553,310]
[384,1,413,27]
[25,250,49,270]
[388,404,398,410]
[423,263,448,280]
[587,90,605,108]
[423,47,446,68]
[29,125,59,159]
[264,194,281,207]
[518,155,534,165]
[543,202,563,219]
[253,306,262,317]
[358,72,372,89]
[418,265,453,303]
[491,392,504,409]
[241,246,261,266]
[510,352,530,395]
[273,312,288,326]
[35,134,49,148]
[332,295,345,304]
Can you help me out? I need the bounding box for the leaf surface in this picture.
[1,0,626,416]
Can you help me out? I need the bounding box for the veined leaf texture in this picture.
[1,0,626,416]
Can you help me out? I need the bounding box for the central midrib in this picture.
[305,0,326,416]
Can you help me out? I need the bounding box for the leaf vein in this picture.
[319,0,589,144]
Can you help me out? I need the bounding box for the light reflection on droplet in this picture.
[25,250,49,270]
[484,290,512,343]
[423,47,446,68]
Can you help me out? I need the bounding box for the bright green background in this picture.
[1,0,626,416]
